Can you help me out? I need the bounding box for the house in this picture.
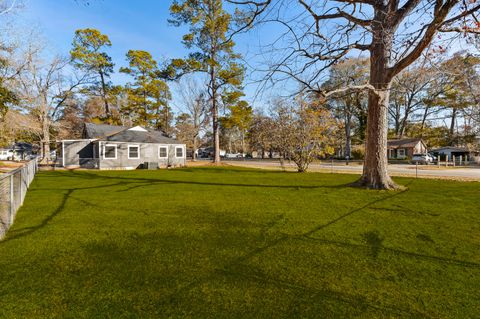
[59,123,186,169]
[387,138,427,159]
[430,146,480,162]
[0,142,33,161]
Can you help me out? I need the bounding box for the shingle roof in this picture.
[83,123,181,144]
[432,146,469,152]
[103,129,181,144]
[84,123,126,139]
[0,142,32,151]
[387,138,424,148]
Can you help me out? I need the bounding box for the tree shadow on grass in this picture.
[157,183,413,310]
[300,235,480,269]
[4,171,477,315]
[2,189,73,243]
[62,170,353,190]
[157,177,478,315]
[2,182,126,243]
[362,230,384,258]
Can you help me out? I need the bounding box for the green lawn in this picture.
[0,167,479,318]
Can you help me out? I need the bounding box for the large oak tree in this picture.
[232,0,480,189]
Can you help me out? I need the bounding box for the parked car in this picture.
[225,153,245,158]
[412,153,434,164]
[198,147,227,159]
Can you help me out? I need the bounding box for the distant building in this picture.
[0,142,33,161]
[58,123,186,169]
[387,138,427,159]
[430,146,479,162]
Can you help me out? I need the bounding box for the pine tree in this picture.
[166,0,244,164]
[120,50,171,130]
[70,28,114,118]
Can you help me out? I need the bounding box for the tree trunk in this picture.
[212,90,221,164]
[210,62,221,164]
[40,115,51,164]
[344,111,351,159]
[357,88,398,189]
[192,136,198,162]
[241,131,245,157]
[449,108,457,138]
[355,13,399,190]
[393,102,401,137]
[420,106,430,133]
[99,70,110,117]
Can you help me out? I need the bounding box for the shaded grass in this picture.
[0,167,479,318]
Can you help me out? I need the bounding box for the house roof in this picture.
[83,123,181,144]
[102,128,180,144]
[0,142,32,151]
[432,146,470,152]
[84,123,126,139]
[387,138,424,149]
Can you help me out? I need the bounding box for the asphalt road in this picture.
[223,159,480,181]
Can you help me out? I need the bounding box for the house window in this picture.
[175,146,184,158]
[128,145,140,159]
[159,146,168,158]
[398,149,405,158]
[388,149,394,159]
[104,144,117,159]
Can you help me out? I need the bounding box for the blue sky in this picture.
[16,0,273,112]
[15,0,474,115]
[19,1,188,83]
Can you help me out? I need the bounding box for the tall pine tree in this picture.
[166,0,244,163]
[70,29,114,118]
[120,50,172,132]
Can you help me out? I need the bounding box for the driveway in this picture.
[223,159,480,181]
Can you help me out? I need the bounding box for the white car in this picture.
[225,153,243,158]
[412,153,434,164]
[0,150,14,160]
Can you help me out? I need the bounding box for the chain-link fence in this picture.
[0,160,38,239]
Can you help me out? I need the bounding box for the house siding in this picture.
[63,140,95,167]
[97,141,186,169]
[387,141,428,159]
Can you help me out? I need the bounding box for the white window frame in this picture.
[103,144,117,160]
[158,146,168,159]
[175,146,185,159]
[398,149,405,158]
[388,149,394,159]
[128,145,140,159]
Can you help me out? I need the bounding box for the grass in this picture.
[0,167,479,318]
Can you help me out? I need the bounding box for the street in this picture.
[222,159,480,181]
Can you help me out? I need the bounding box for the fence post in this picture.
[9,174,14,226]
[438,154,440,167]
[453,155,455,167]
[20,169,23,204]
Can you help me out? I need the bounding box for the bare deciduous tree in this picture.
[174,77,209,160]
[16,49,91,163]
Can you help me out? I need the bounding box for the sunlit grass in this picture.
[0,167,478,318]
